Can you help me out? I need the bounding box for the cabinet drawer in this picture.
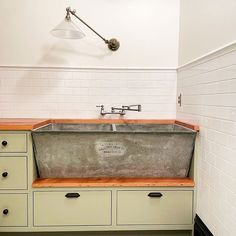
[0,134,27,153]
[34,191,112,226]
[0,194,28,227]
[117,190,193,225]
[0,157,27,190]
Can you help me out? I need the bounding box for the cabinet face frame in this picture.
[0,193,28,227]
[33,190,112,227]
[0,133,27,153]
[0,131,33,232]
[0,156,28,190]
[0,130,196,234]
[116,190,193,226]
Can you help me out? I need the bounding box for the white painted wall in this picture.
[0,0,178,119]
[179,0,236,65]
[0,0,179,68]
[177,45,236,236]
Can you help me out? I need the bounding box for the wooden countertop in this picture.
[0,118,51,131]
[32,178,195,188]
[0,119,199,131]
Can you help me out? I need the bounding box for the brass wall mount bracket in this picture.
[106,38,120,51]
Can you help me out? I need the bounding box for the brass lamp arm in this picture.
[66,7,120,51]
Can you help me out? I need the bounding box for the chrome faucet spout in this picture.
[123,104,142,112]
[111,107,124,111]
[112,104,142,112]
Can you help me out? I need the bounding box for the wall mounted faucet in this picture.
[112,104,142,112]
[96,105,125,116]
[96,105,142,116]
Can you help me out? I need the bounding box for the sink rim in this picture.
[32,123,197,134]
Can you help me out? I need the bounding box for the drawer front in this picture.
[34,191,112,226]
[0,134,27,153]
[0,157,27,190]
[117,190,193,225]
[0,194,28,227]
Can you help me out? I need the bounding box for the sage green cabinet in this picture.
[33,191,112,226]
[117,190,193,225]
[0,194,28,227]
[0,134,27,153]
[0,156,27,190]
[0,132,29,231]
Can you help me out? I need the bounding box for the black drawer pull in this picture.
[2,172,8,178]
[148,192,163,198]
[3,209,9,215]
[65,193,80,198]
[1,141,8,146]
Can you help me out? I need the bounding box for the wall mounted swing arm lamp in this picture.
[51,7,120,51]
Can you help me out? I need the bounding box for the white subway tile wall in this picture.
[177,49,236,236]
[0,68,176,119]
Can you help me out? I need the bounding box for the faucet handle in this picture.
[96,105,104,108]
[96,105,105,116]
[137,104,141,112]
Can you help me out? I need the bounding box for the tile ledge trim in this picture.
[0,66,176,72]
[178,40,236,71]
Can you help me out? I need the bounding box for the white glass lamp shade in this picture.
[51,18,85,39]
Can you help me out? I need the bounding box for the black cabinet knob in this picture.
[1,140,8,146]
[3,209,9,215]
[2,172,8,178]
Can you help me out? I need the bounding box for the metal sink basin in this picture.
[34,123,113,132]
[114,124,193,132]
[32,123,197,178]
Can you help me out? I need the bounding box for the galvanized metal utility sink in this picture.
[34,123,113,132]
[114,124,192,132]
[32,123,197,178]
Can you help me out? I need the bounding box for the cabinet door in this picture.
[117,190,193,225]
[0,194,28,227]
[0,134,27,153]
[0,156,27,190]
[34,191,112,226]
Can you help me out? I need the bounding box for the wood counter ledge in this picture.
[0,118,199,131]
[32,178,195,188]
[0,118,51,131]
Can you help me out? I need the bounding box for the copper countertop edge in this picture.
[0,118,51,131]
[32,178,195,188]
[0,118,199,131]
